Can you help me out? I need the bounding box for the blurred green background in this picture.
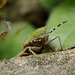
[0,0,75,60]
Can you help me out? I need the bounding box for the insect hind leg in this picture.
[45,36,63,51]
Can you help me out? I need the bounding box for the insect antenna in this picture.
[47,20,68,36]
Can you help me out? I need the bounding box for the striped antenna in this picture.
[47,20,68,35]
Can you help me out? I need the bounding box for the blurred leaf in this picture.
[46,0,75,50]
[0,21,35,60]
[40,0,63,11]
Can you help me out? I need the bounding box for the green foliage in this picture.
[0,0,75,60]
[46,0,75,50]
[0,21,35,60]
[40,0,63,11]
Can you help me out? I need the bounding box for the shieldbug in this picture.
[17,21,68,57]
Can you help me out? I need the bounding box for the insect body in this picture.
[17,21,68,57]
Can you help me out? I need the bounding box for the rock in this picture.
[0,49,75,75]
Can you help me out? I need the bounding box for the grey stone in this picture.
[0,49,75,75]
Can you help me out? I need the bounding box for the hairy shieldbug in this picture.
[17,21,68,57]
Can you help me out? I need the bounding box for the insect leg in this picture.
[28,47,41,61]
[17,46,40,57]
[28,47,38,57]
[17,47,28,57]
[63,46,75,50]
[45,36,63,51]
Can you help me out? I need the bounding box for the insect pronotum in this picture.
[17,21,68,57]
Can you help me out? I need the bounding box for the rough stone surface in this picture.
[0,49,75,75]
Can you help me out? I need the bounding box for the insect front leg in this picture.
[28,47,38,57]
[45,36,63,51]
[17,46,41,57]
[29,46,42,60]
[17,47,28,57]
